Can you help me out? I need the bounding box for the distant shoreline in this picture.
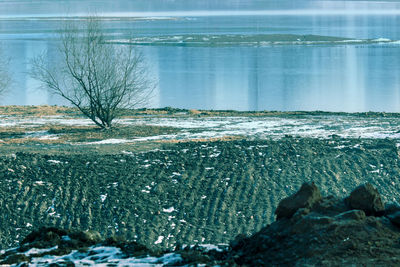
[0,105,399,118]
[109,33,398,47]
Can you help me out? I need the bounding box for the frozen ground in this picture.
[1,245,184,266]
[29,247,182,266]
[0,114,398,144]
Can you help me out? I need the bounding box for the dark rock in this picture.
[275,182,322,219]
[20,227,68,249]
[119,241,152,257]
[232,183,400,266]
[345,183,384,216]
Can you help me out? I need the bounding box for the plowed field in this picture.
[1,137,400,250]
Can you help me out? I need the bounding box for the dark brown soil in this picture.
[4,183,400,266]
[1,137,400,253]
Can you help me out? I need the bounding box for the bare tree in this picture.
[0,48,11,95]
[31,17,152,129]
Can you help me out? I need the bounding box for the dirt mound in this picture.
[4,183,400,266]
[230,182,400,266]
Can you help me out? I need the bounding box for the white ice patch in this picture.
[198,244,228,252]
[100,194,107,202]
[24,130,60,140]
[154,236,164,244]
[90,138,129,144]
[83,135,177,145]
[39,135,59,140]
[163,207,175,213]
[131,134,177,142]
[47,160,62,164]
[23,246,58,256]
[372,38,391,42]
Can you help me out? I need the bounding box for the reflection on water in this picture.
[1,0,400,112]
[150,44,400,112]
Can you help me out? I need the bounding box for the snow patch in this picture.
[24,246,58,256]
[90,138,129,144]
[3,114,400,143]
[163,207,175,213]
[198,244,228,252]
[100,194,107,202]
[154,236,164,244]
[47,160,62,164]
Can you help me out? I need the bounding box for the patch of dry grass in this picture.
[0,105,80,116]
[0,124,180,144]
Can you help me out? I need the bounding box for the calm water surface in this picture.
[1,0,400,112]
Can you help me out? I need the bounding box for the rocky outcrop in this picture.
[232,182,400,266]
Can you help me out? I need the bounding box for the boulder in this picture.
[20,227,68,248]
[344,183,384,216]
[275,182,322,219]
